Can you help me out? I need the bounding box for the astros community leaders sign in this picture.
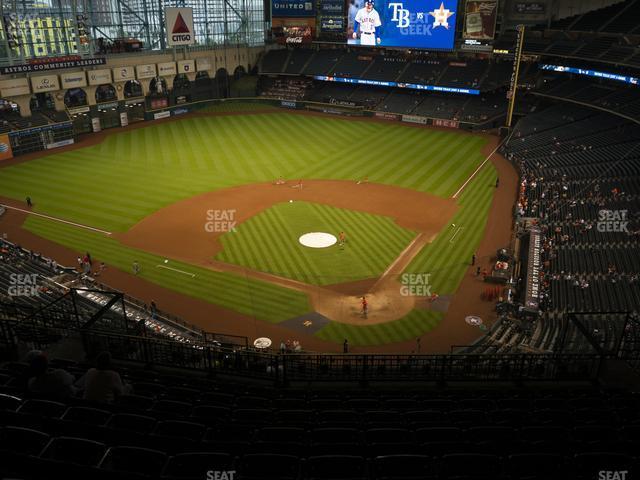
[165,7,195,46]
[1,58,106,74]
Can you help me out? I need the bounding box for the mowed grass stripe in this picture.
[24,216,309,321]
[2,106,495,342]
[414,136,485,195]
[405,165,496,295]
[267,206,326,281]
[217,202,415,285]
[306,203,382,278]
[309,204,386,277]
[315,310,443,346]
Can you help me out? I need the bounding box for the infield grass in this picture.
[216,201,416,285]
[0,104,496,345]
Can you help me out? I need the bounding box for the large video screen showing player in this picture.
[347,0,457,49]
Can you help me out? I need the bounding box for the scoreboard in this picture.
[272,0,459,50]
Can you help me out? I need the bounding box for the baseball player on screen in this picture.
[352,0,381,46]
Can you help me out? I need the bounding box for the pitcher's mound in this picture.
[299,232,337,248]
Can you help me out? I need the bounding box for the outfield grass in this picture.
[23,215,311,323]
[0,105,496,345]
[216,201,416,285]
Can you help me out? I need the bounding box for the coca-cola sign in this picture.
[275,25,312,45]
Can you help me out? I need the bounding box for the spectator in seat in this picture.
[76,351,130,403]
[27,353,77,399]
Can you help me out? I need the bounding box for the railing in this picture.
[79,329,604,384]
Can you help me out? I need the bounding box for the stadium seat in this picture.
[372,454,436,480]
[18,399,67,418]
[239,453,300,480]
[40,436,106,466]
[440,453,503,479]
[62,406,112,425]
[0,393,22,411]
[305,455,367,480]
[106,413,157,434]
[99,445,167,477]
[161,452,235,479]
[0,425,50,455]
[506,453,568,480]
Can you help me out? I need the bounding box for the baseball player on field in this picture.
[352,0,381,46]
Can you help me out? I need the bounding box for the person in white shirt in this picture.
[352,0,381,46]
[77,351,130,403]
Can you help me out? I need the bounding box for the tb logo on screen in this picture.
[388,2,410,28]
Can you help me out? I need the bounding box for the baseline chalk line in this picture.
[449,227,464,243]
[1,204,112,235]
[452,131,514,199]
[156,264,196,277]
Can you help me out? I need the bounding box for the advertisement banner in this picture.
[68,106,90,114]
[136,64,157,79]
[463,0,498,41]
[347,0,456,49]
[402,114,427,124]
[30,74,59,93]
[113,66,135,82]
[1,57,106,75]
[433,118,459,128]
[272,0,315,17]
[88,69,112,85]
[158,62,177,76]
[375,112,399,121]
[60,71,87,89]
[91,117,101,133]
[0,134,13,161]
[281,100,297,108]
[539,64,639,86]
[314,75,481,95]
[165,7,195,46]
[0,77,30,97]
[151,98,169,109]
[46,138,75,150]
[320,0,344,14]
[120,112,128,127]
[320,16,345,32]
[196,58,212,72]
[177,60,195,74]
[514,2,545,14]
[276,25,313,44]
[154,111,171,120]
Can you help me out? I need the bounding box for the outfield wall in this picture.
[3,96,497,159]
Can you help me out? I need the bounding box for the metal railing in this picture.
[79,329,604,384]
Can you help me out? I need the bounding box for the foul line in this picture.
[452,131,514,199]
[156,264,196,278]
[1,204,112,235]
[380,233,424,278]
[449,226,464,243]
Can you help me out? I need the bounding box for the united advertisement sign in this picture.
[272,0,315,18]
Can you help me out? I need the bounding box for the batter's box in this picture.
[415,294,452,312]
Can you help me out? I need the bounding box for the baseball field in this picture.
[0,103,501,348]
